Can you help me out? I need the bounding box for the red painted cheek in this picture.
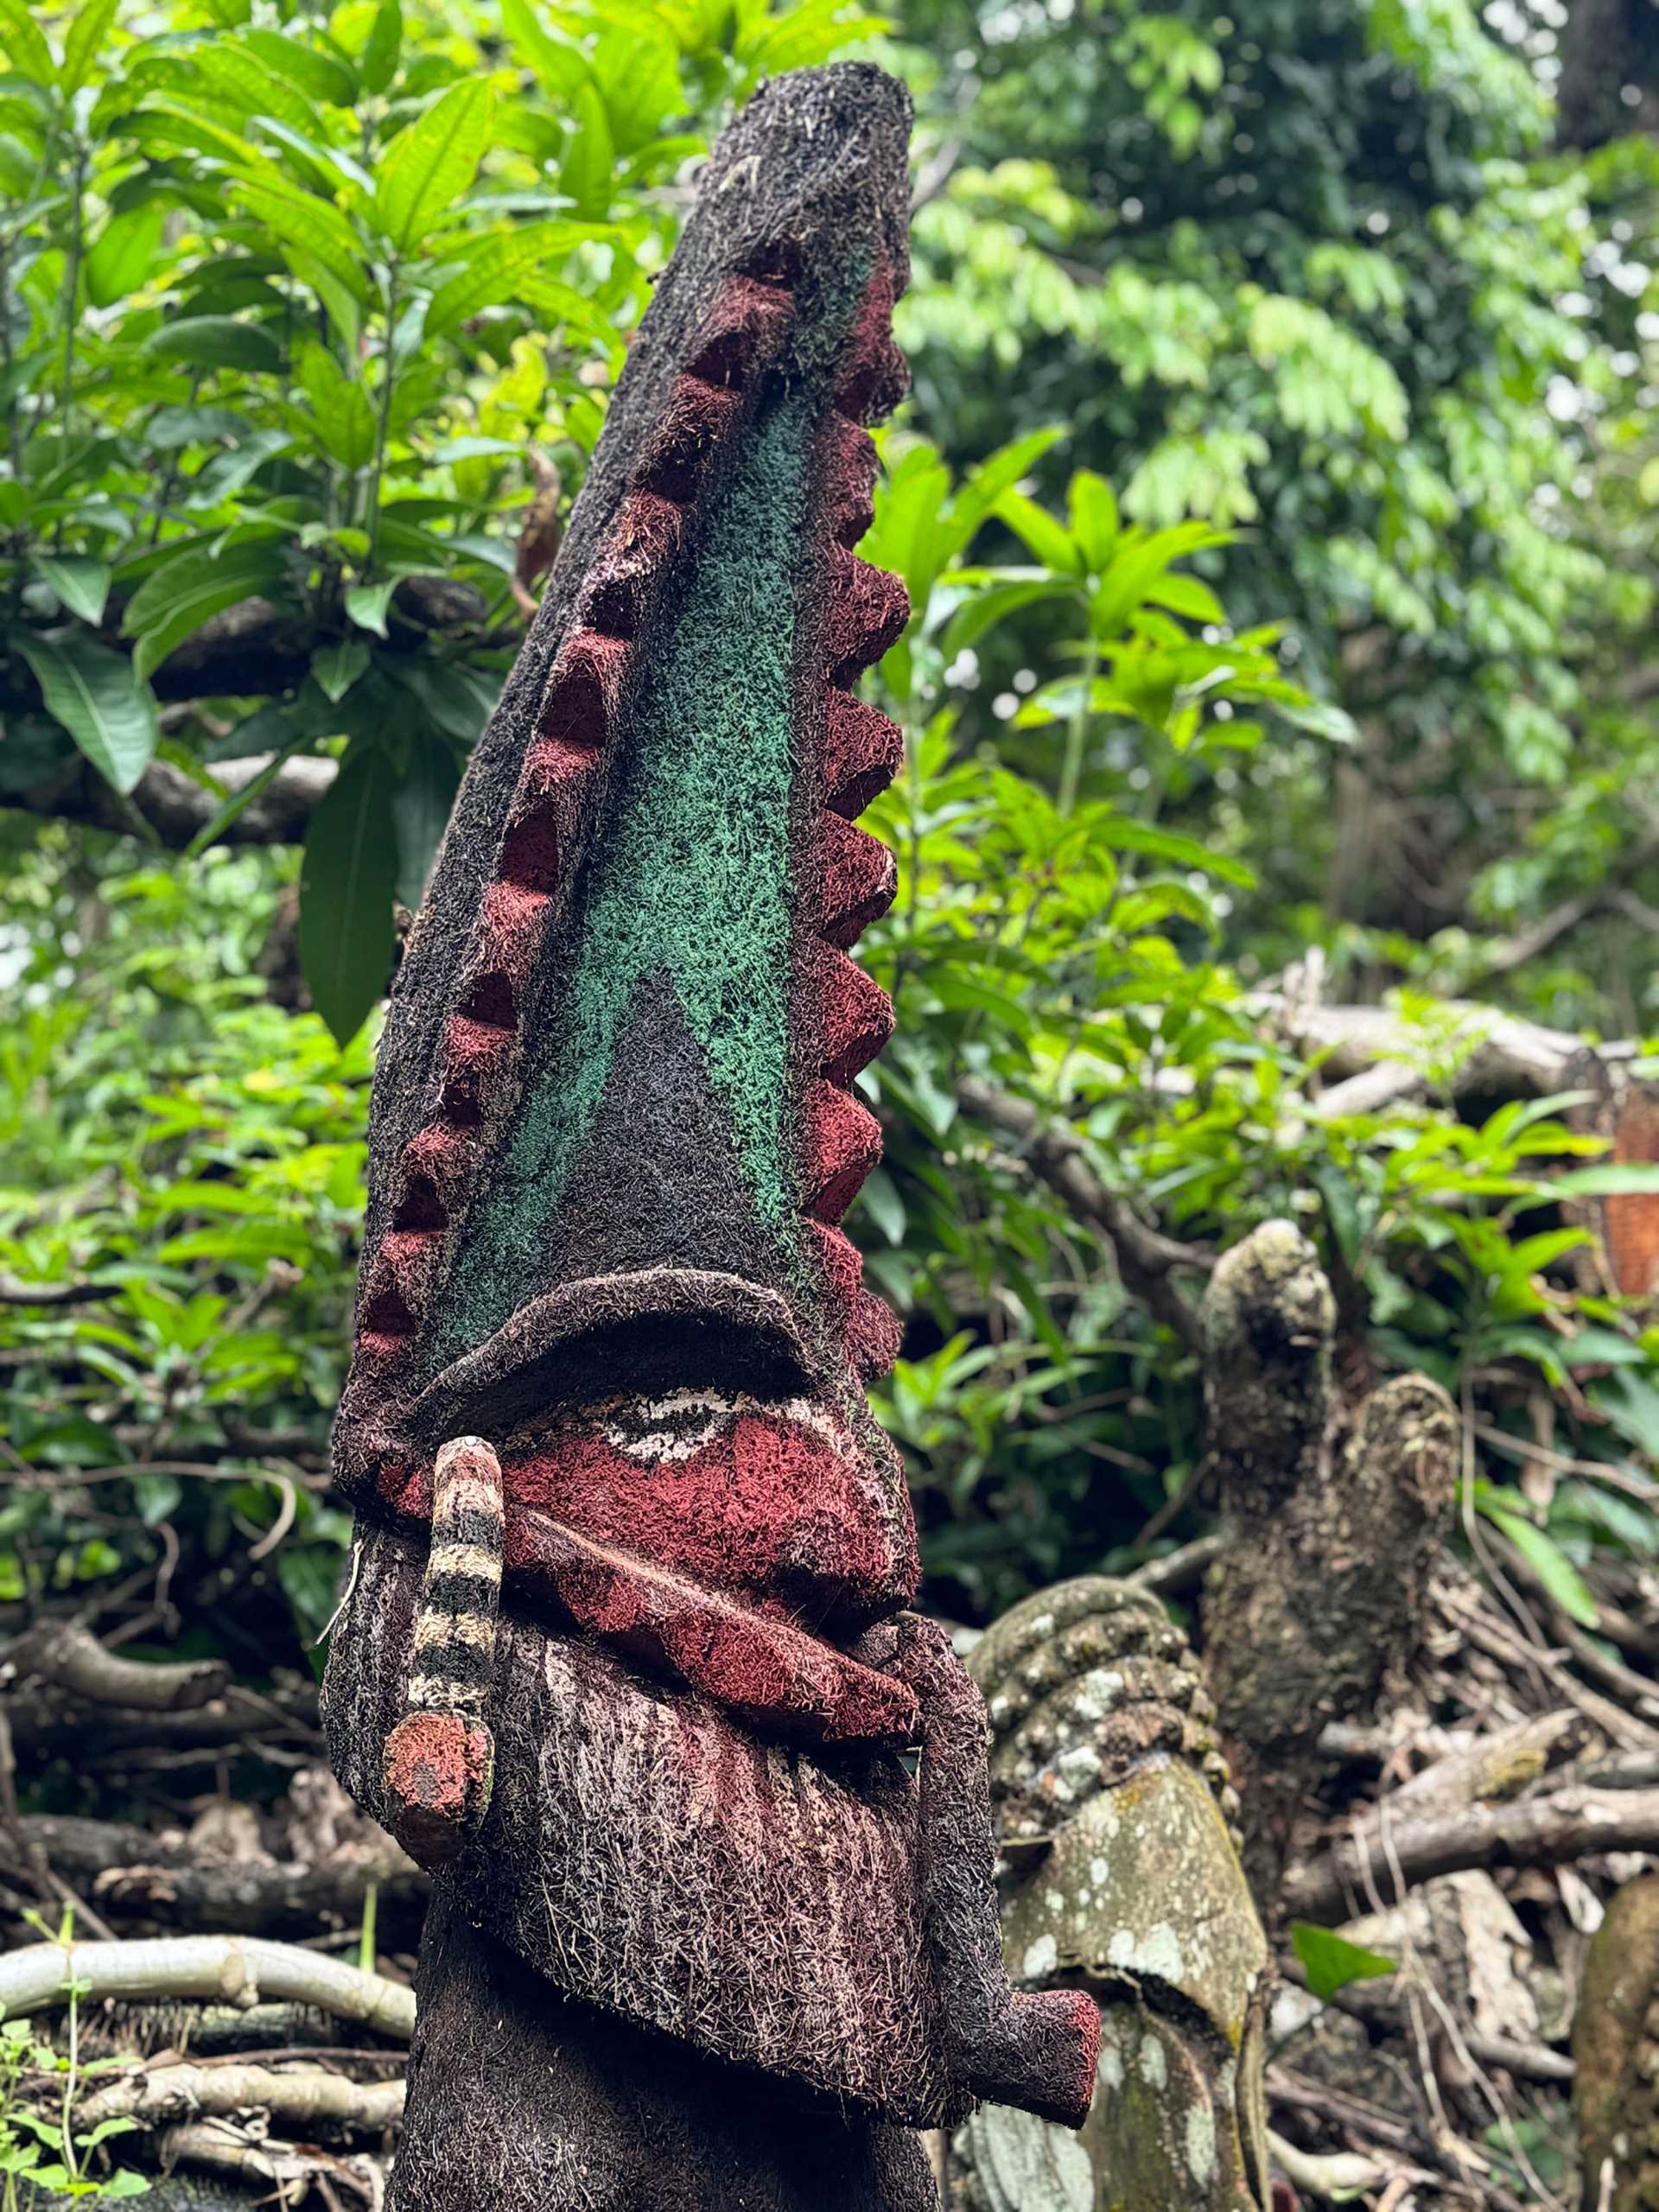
[505,1416,902,1609]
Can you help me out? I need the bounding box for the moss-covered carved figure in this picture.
[321,63,1096,2211]
[952,1578,1272,2212]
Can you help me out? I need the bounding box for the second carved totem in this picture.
[321,60,1098,2210]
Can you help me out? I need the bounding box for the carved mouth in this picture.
[410,1267,813,1445]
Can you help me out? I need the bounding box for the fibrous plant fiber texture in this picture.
[391,1887,938,2212]
[335,59,915,1439]
[327,1525,953,2119]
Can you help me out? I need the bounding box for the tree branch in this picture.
[7,751,338,852]
[0,1274,122,1306]
[957,1076,1211,1350]
[3,1622,228,1711]
[16,1814,423,1937]
[1285,1783,1659,1924]
[1261,995,1631,1115]
[78,2060,406,2133]
[0,1935,416,2034]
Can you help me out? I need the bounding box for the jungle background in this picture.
[5,0,1659,2204]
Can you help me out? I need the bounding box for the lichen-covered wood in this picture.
[1574,1870,1659,2211]
[1200,1220,1458,1901]
[321,60,1095,2209]
[951,1578,1271,2212]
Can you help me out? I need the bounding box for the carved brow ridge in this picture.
[409,1266,811,1440]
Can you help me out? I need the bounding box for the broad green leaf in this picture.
[1312,1163,1363,1268]
[346,579,397,636]
[149,405,256,452]
[149,316,287,375]
[182,729,314,857]
[243,27,358,108]
[296,340,377,470]
[858,1166,906,1247]
[359,0,403,96]
[948,428,1066,548]
[591,24,681,155]
[60,0,120,91]
[1478,1492,1600,1627]
[500,0,592,100]
[386,658,496,743]
[185,426,293,508]
[289,249,364,353]
[995,489,1084,576]
[311,638,370,703]
[744,0,887,73]
[559,79,615,220]
[1271,693,1358,744]
[425,219,614,338]
[0,0,55,86]
[1069,469,1120,570]
[1090,537,1199,637]
[298,745,398,1045]
[1291,1923,1396,1999]
[16,632,158,793]
[374,79,493,252]
[1552,1164,1659,1198]
[391,728,460,909]
[188,41,320,133]
[941,577,1071,658]
[99,2170,152,2198]
[1096,814,1254,887]
[85,202,165,306]
[1143,570,1226,624]
[121,538,289,683]
[29,555,111,625]
[229,178,372,305]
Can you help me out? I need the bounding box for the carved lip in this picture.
[409,1267,812,1443]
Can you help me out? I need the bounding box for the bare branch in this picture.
[7,751,338,852]
[0,1934,416,2035]
[1286,1783,1659,1924]
[79,2060,406,2133]
[1262,995,1629,1116]
[0,1275,121,1306]
[1128,1532,1223,1598]
[957,1076,1211,1350]
[3,1622,228,1711]
[16,1814,423,1937]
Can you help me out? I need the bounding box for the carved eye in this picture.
[599,1389,740,1465]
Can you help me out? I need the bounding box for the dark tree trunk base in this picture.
[391,1885,938,2212]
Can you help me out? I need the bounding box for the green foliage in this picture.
[3,0,1659,1703]
[0,836,364,1664]
[0,1937,150,2202]
[0,0,874,1040]
[890,0,1659,1026]
[849,438,1659,1613]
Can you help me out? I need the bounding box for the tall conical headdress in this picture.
[324,64,1098,2152]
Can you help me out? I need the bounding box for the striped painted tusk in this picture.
[383,1436,503,1871]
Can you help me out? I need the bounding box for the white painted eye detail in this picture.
[600,1389,739,1464]
[570,1389,857,1466]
